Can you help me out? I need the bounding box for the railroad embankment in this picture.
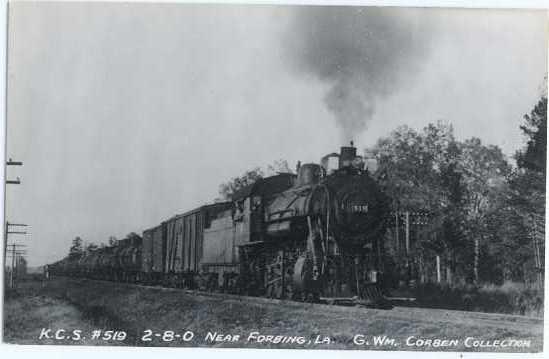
[3,279,124,345]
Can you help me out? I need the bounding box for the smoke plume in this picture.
[285,6,433,141]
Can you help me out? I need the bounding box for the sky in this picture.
[5,3,547,266]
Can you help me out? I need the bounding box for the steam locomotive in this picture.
[50,144,392,308]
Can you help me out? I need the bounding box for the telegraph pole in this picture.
[4,222,27,262]
[395,211,399,252]
[405,211,410,256]
[5,158,26,288]
[11,244,15,287]
[6,243,26,288]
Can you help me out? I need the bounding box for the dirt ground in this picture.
[2,277,544,352]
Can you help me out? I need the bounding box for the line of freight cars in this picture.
[50,201,238,290]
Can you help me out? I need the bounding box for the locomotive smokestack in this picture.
[339,144,357,169]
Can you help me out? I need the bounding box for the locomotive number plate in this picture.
[342,203,369,214]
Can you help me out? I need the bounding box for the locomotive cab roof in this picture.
[231,173,296,201]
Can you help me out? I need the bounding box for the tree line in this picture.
[68,234,139,259]
[371,96,546,287]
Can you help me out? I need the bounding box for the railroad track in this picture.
[71,277,542,335]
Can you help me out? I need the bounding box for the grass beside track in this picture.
[3,280,126,345]
[3,277,543,351]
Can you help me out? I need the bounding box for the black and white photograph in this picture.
[1,0,547,356]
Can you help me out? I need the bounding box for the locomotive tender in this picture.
[50,144,392,308]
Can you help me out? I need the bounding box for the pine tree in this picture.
[69,236,84,259]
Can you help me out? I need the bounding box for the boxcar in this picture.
[141,224,166,283]
[161,202,232,287]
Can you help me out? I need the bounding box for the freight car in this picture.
[140,203,233,288]
[50,144,392,308]
[50,233,143,282]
